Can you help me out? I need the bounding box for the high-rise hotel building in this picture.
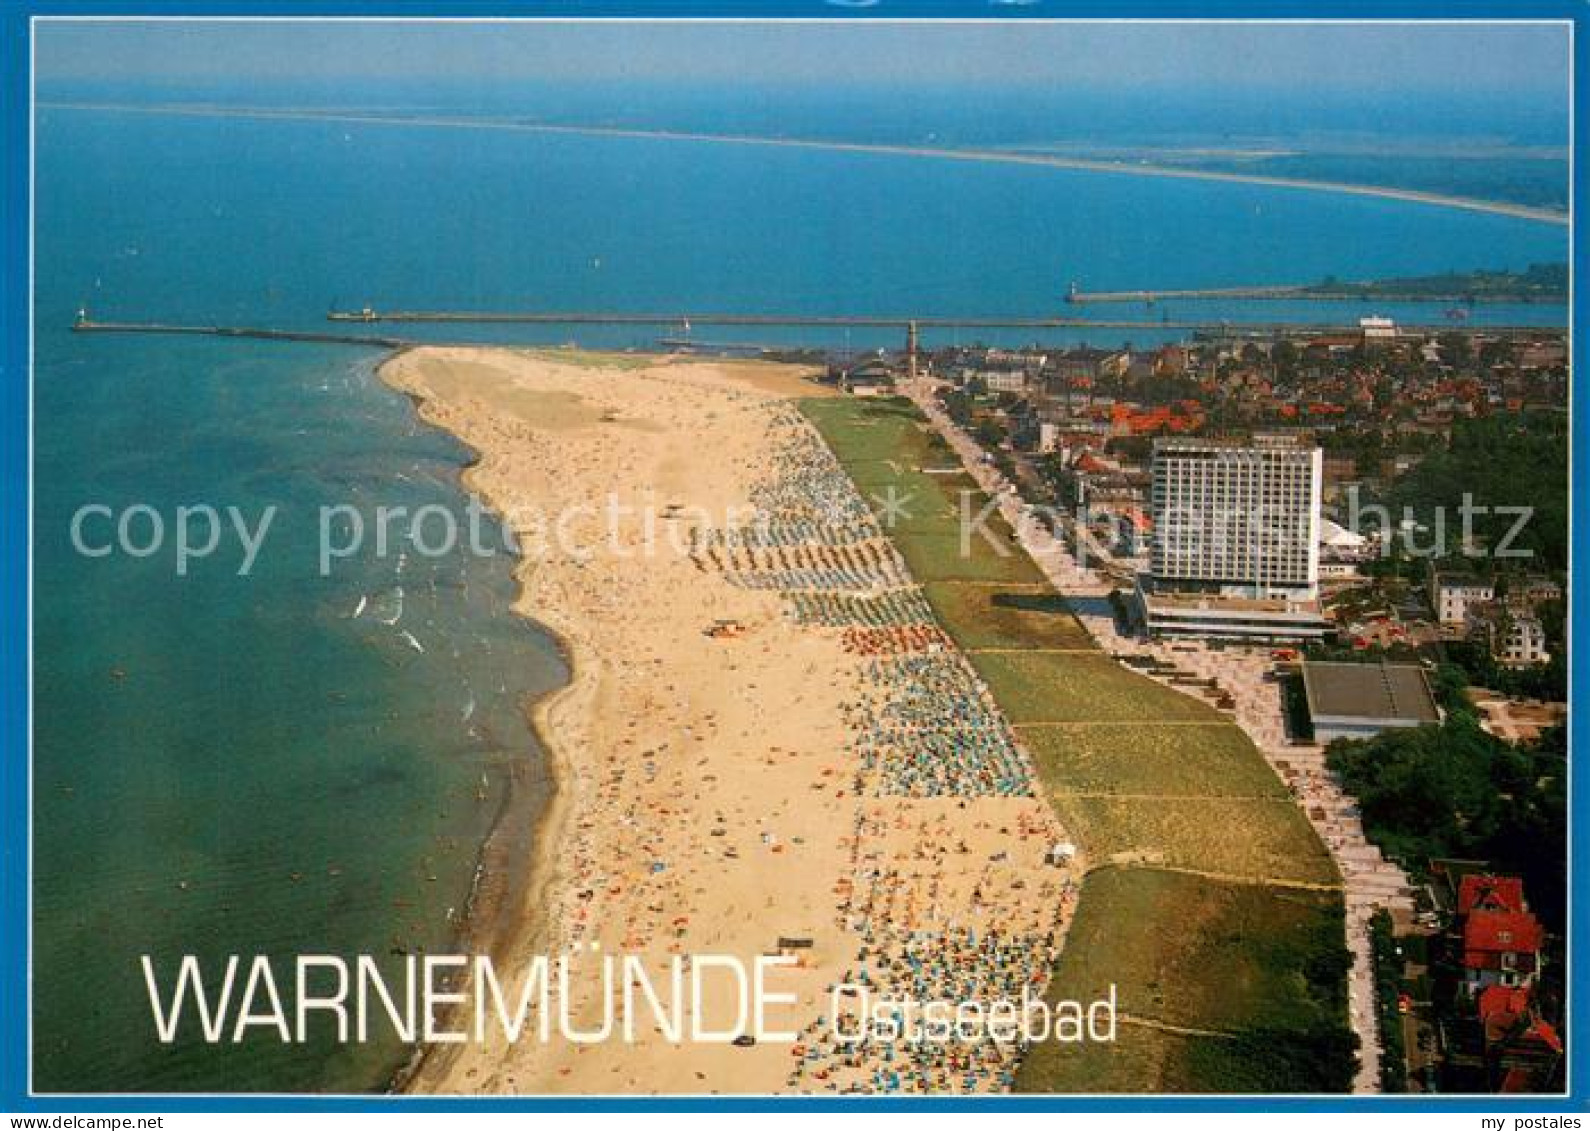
[1138,436,1329,640]
[1150,436,1322,597]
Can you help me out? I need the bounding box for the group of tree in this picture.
[1441,629,1566,703]
[1389,411,1568,573]
[939,387,975,426]
[1326,715,1566,933]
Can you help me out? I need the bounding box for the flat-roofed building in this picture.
[1302,659,1442,742]
[1136,581,1332,641]
[1360,315,1397,341]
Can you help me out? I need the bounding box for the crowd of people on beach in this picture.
[689,408,1075,1093]
[783,923,1064,1094]
[757,410,880,528]
[845,655,1034,799]
[691,411,1036,801]
[785,805,1078,1094]
[785,589,935,630]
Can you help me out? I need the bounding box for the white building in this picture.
[1319,517,1371,561]
[1135,583,1332,642]
[982,369,1028,395]
[1432,571,1494,627]
[1149,436,1322,599]
[1318,561,1363,581]
[1500,616,1550,666]
[1360,315,1397,341]
[1139,437,1328,640]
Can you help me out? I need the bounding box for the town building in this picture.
[1428,865,1561,1093]
[1360,315,1398,342]
[1319,517,1372,562]
[1504,575,1563,612]
[1300,659,1442,742]
[1431,570,1495,627]
[1458,877,1544,993]
[1137,436,1328,640]
[1498,616,1550,666]
[1477,986,1564,1093]
[1437,568,1559,665]
[1148,436,1321,595]
[982,368,1029,395]
[841,358,897,396]
[1454,875,1545,994]
[1007,401,1042,452]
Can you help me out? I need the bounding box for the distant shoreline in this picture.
[41,100,1571,228]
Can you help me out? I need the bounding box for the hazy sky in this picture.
[37,18,1570,97]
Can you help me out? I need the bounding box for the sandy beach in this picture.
[382,347,1078,1095]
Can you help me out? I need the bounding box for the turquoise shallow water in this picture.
[32,332,568,1092]
[31,89,1566,1093]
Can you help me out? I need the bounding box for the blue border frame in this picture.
[1,0,1584,1113]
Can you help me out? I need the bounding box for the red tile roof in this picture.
[1477,985,1563,1069]
[1478,985,1531,1041]
[1464,910,1544,969]
[1458,874,1526,916]
[1499,1068,1534,1094]
[1528,1018,1564,1055]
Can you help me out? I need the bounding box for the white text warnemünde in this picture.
[140,952,1117,1047]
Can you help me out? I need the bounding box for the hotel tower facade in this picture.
[1138,436,1328,640]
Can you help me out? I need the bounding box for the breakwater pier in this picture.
[326,307,1557,337]
[69,312,1563,350]
[72,318,417,350]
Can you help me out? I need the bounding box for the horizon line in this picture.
[38,100,1571,228]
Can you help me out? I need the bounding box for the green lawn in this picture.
[803,398,1043,583]
[1022,724,1291,799]
[800,396,1354,1092]
[1044,867,1346,1030]
[976,651,1226,724]
[1046,797,1339,886]
[1019,1021,1356,1094]
[923,582,1096,651]
[894,533,1047,585]
[1016,869,1354,1093]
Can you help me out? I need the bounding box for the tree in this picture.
[1326,717,1566,931]
[1437,331,1473,369]
[1272,340,1300,377]
[1390,412,1567,572]
[973,417,1007,451]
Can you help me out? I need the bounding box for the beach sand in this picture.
[384,347,1077,1095]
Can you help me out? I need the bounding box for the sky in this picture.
[35,18,1571,98]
